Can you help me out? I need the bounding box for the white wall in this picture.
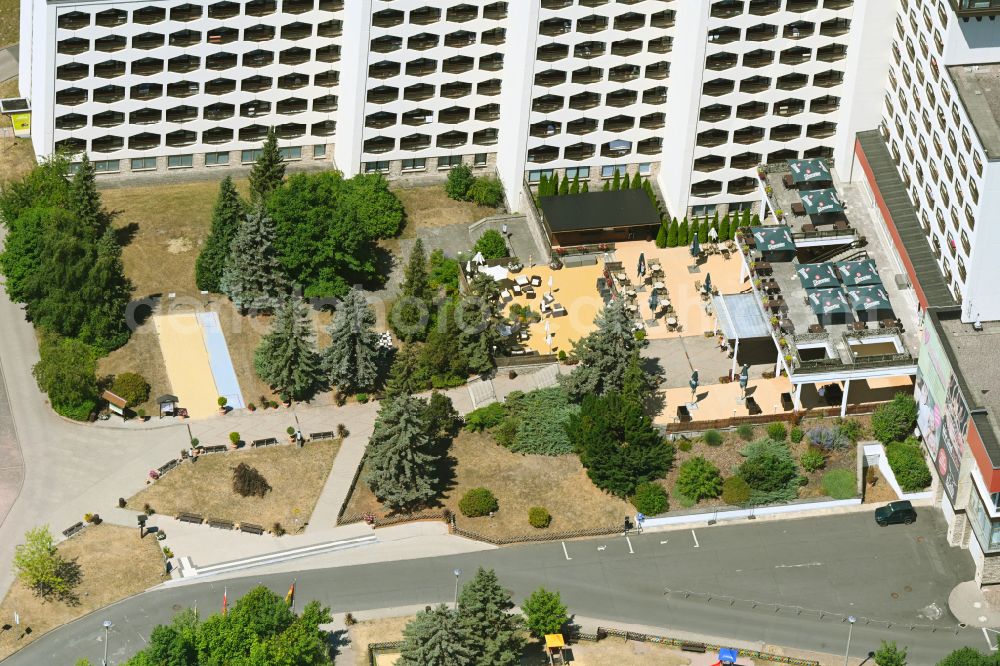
[495,0,537,210]
[332,0,370,176]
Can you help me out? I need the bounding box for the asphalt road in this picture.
[3,512,978,666]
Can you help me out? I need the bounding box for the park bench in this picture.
[681,642,707,653]
[207,519,235,530]
[310,431,335,441]
[239,522,264,535]
[62,522,85,538]
[158,459,180,475]
[201,445,227,454]
[251,437,278,448]
[177,513,204,524]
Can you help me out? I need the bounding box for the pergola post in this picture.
[731,337,740,377]
[794,383,803,411]
[840,379,851,417]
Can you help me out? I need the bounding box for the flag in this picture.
[285,580,296,607]
[13,611,19,626]
[222,587,228,615]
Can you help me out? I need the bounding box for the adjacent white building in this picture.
[20,0,890,218]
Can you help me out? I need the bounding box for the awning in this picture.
[799,188,844,215]
[544,634,565,649]
[796,262,839,289]
[807,288,851,315]
[787,158,832,184]
[477,264,509,281]
[156,394,179,405]
[714,293,771,340]
[845,285,892,312]
[836,258,881,286]
[750,226,796,253]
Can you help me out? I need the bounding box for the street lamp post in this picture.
[102,619,113,666]
[453,568,462,609]
[843,615,856,666]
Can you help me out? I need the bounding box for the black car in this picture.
[875,500,917,526]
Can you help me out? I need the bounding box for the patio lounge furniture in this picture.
[802,224,816,233]
[808,323,825,334]
[543,292,555,304]
[500,289,513,302]
[781,392,795,411]
[516,276,530,287]
[676,404,691,423]
[783,173,795,190]
[852,321,867,331]
[790,202,806,216]
[833,220,850,231]
[512,284,522,296]
[531,275,542,287]
[552,304,567,317]
[524,287,537,299]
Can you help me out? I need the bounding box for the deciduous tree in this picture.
[14,525,80,601]
[874,641,908,666]
[33,333,98,421]
[521,587,568,639]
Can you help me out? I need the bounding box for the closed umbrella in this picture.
[648,289,658,311]
[703,273,713,294]
[708,227,719,242]
[690,234,701,258]
[738,363,750,396]
[689,370,699,398]
[472,251,486,265]
[544,319,550,334]
[637,252,646,279]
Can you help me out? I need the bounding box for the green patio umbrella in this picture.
[836,259,881,286]
[703,273,713,294]
[786,158,832,185]
[796,262,839,289]
[750,226,795,253]
[799,188,844,216]
[844,285,892,314]
[806,288,851,316]
[690,233,701,258]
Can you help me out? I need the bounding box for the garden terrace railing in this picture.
[337,453,368,525]
[660,402,883,433]
[495,354,559,368]
[597,626,821,665]
[368,641,404,666]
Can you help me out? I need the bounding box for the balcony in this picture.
[439,106,470,124]
[528,145,559,164]
[133,33,163,50]
[708,27,740,45]
[203,103,234,121]
[396,109,429,127]
[473,128,498,146]
[478,79,501,96]
[646,62,670,80]
[697,130,728,148]
[569,92,599,110]
[444,56,474,75]
[400,134,431,151]
[203,128,233,145]
[169,30,201,47]
[128,133,160,150]
[373,9,403,28]
[313,95,337,112]
[369,61,400,79]
[651,9,675,28]
[737,101,767,119]
[208,27,238,45]
[540,18,571,37]
[774,99,805,116]
[171,4,201,21]
[648,37,672,54]
[615,12,645,30]
[825,0,853,8]
[404,84,434,102]
[691,181,723,197]
[531,120,560,138]
[728,177,757,195]
[541,0,571,7]
[130,83,161,100]
[130,108,161,125]
[240,100,270,117]
[241,75,271,93]
[409,7,441,25]
[703,79,735,96]
[484,2,507,20]
[243,50,273,68]
[780,47,811,65]
[437,131,468,149]
[740,76,770,93]
[700,104,731,122]
[483,28,506,45]
[245,0,275,16]
[535,70,566,87]
[564,143,595,161]
[480,54,504,71]
[165,130,196,148]
[706,53,737,72]
[92,135,124,153]
[408,33,439,51]
[441,82,472,99]
[406,58,437,76]
[168,81,200,97]
[446,30,476,48]
[807,121,837,139]
[276,73,306,91]
[56,113,86,130]
[820,18,851,37]
[364,137,394,154]
[204,78,235,95]
[608,89,638,107]
[371,36,402,54]
[711,0,744,18]
[787,0,819,11]
[312,121,336,137]
[57,11,89,29]
[568,118,598,135]
[572,67,602,85]
[609,65,640,83]
[291,47,322,65]
[810,96,840,114]
[276,124,305,140]
[315,71,338,87]
[206,53,236,71]
[743,50,774,68]
[56,63,88,82]
[447,4,478,22]
[56,88,87,106]
[476,104,500,122]
[638,138,662,155]
[575,42,605,59]
[93,110,124,127]
[95,60,125,79]
[770,124,802,141]
[817,45,848,62]
[537,44,569,62]
[730,152,761,169]
[748,0,780,14]
[602,140,632,158]
[813,70,844,88]
[775,74,809,90]
[747,24,778,42]
[577,15,607,33]
[783,21,814,39]
[533,95,564,113]
[694,156,725,172]
[239,125,268,142]
[640,113,665,130]
[58,38,89,55]
[283,22,312,40]
[54,138,85,154]
[368,86,398,104]
[604,116,634,132]
[208,2,240,19]
[284,0,312,14]
[611,39,642,57]
[733,127,764,144]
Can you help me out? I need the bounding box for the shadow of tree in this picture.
[114,221,140,247]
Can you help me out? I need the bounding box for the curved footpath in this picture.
[2,512,980,666]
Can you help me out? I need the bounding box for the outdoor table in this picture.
[766,298,785,312]
[666,317,678,327]
[790,202,806,216]
[802,224,816,233]
[833,220,849,231]
[616,272,627,282]
[530,275,542,287]
[649,263,661,272]
[515,276,530,287]
[782,173,795,190]
[852,321,867,331]
[780,318,794,333]
[880,318,899,329]
[653,281,665,290]
[808,323,825,334]
[625,289,637,298]
[754,262,772,276]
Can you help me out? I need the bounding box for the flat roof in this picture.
[539,190,660,234]
[933,308,1000,466]
[948,63,1000,160]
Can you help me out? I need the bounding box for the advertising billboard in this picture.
[915,313,971,504]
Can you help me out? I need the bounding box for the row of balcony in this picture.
[708,18,850,45]
[703,70,842,97]
[55,97,337,130]
[527,138,663,163]
[371,4,508,28]
[706,44,847,72]
[530,113,664,137]
[696,123,837,147]
[710,0,853,18]
[531,87,666,113]
[55,122,335,154]
[365,105,501,128]
[537,36,671,61]
[366,80,501,104]
[534,62,669,86]
[366,54,503,79]
[538,9,674,36]
[56,74,338,104]
[57,0,343,29]
[693,152,763,172]
[364,129,497,153]
[371,28,505,53]
[699,96,839,121]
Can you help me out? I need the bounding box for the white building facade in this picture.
[22,0,890,218]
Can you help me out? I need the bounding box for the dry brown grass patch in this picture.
[0,80,37,188]
[0,0,17,47]
[0,524,168,661]
[391,185,496,238]
[128,439,340,531]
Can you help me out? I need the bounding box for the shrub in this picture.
[217,396,228,407]
[272,522,286,536]
[790,426,804,444]
[287,426,296,436]
[528,506,551,529]
[703,429,723,446]
[678,439,693,452]
[32,333,98,421]
[737,424,755,441]
[807,426,849,451]
[886,437,931,491]
[459,487,498,517]
[473,229,508,260]
[464,402,506,432]
[232,463,271,498]
[508,388,579,455]
[675,457,723,501]
[722,477,751,505]
[766,422,787,441]
[494,417,518,448]
[822,469,857,499]
[162,547,173,558]
[738,438,799,503]
[655,223,667,248]
[631,482,668,515]
[467,177,504,208]
[837,418,864,443]
[800,447,826,473]
[229,431,240,444]
[111,372,150,407]
[871,392,918,444]
[445,163,475,200]
[356,392,369,403]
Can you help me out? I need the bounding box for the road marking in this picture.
[660,539,668,545]
[561,541,572,561]
[774,562,823,569]
[691,530,699,548]
[597,545,606,551]
[626,536,634,554]
[983,627,999,651]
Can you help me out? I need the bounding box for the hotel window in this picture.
[564,167,590,179]
[313,145,326,158]
[167,155,192,169]
[131,157,156,171]
[473,153,488,167]
[528,169,553,183]
[438,155,462,170]
[205,151,230,166]
[401,158,426,171]
[638,163,652,175]
[241,148,263,163]
[278,146,302,160]
[95,159,120,173]
[364,160,389,173]
[601,164,625,178]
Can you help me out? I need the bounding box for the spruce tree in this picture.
[254,296,321,400]
[602,181,610,192]
[631,172,642,189]
[699,218,710,243]
[80,227,132,351]
[196,176,243,293]
[582,181,589,193]
[678,218,689,245]
[398,605,475,666]
[220,203,288,314]
[384,343,424,398]
[561,299,645,400]
[720,215,731,242]
[458,568,525,666]
[550,172,560,196]
[69,156,112,236]
[323,287,381,395]
[740,208,752,232]
[538,174,549,198]
[456,274,501,375]
[570,174,580,194]
[558,174,569,195]
[365,394,440,509]
[391,238,432,342]
[666,218,678,247]
[612,169,621,190]
[248,128,285,203]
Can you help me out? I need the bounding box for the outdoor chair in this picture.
[746,396,762,415]
[530,276,542,287]
[676,405,691,423]
[783,174,795,190]
[500,289,513,303]
[512,284,522,296]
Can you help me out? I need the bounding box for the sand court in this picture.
[153,312,245,419]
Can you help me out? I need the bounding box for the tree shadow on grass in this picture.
[114,222,140,247]
[31,557,83,607]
